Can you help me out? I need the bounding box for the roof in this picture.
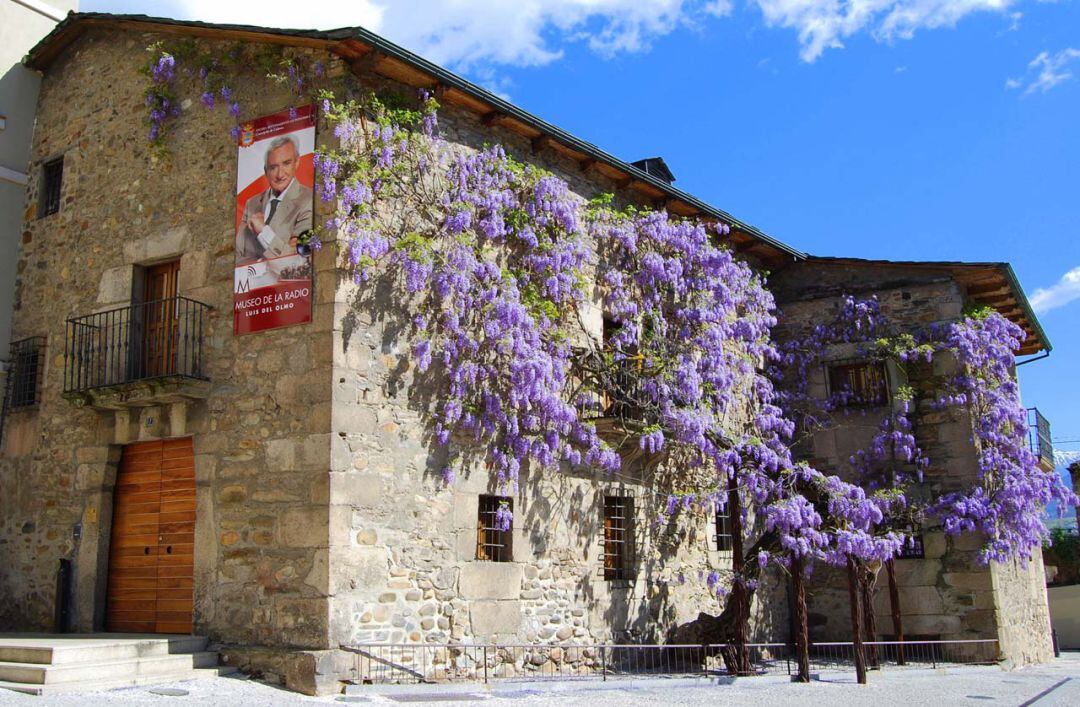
[806,256,1050,356]
[24,12,804,263]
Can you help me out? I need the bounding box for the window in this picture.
[602,492,635,581]
[38,157,64,218]
[827,360,888,408]
[898,525,925,559]
[714,502,733,552]
[476,495,513,562]
[4,337,45,410]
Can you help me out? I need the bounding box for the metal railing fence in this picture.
[63,296,210,394]
[341,639,999,685]
[1027,407,1054,469]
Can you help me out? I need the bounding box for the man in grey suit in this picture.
[235,135,314,264]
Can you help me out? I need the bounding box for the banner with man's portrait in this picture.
[233,105,316,335]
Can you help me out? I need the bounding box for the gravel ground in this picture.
[2,653,1078,706]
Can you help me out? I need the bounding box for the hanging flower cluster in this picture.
[141,41,325,150]
[142,44,179,146]
[773,295,1077,566]
[315,91,618,492]
[928,311,1078,563]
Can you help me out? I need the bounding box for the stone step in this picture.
[0,650,220,685]
[0,634,208,665]
[0,666,238,696]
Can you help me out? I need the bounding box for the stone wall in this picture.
[0,29,338,648]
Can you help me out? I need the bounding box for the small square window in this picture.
[898,525,925,559]
[4,337,45,411]
[602,492,635,581]
[38,157,64,218]
[715,502,733,552]
[476,495,513,562]
[828,360,888,408]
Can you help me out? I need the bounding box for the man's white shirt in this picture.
[256,178,297,250]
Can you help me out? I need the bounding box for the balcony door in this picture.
[141,260,180,379]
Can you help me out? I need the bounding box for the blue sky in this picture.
[90,1,1080,500]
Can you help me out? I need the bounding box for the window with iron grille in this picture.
[602,492,635,581]
[38,157,64,218]
[898,525,925,559]
[476,495,513,562]
[827,360,888,408]
[715,502,733,552]
[4,337,45,410]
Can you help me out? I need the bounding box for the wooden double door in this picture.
[106,438,195,634]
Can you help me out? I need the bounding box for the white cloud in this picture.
[175,0,715,70]
[1006,48,1080,95]
[1030,265,1080,315]
[752,0,1017,62]
[169,0,1025,69]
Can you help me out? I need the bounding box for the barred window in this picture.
[476,495,513,562]
[602,492,635,581]
[715,502,733,552]
[4,337,45,410]
[39,157,64,218]
[898,525,926,559]
[828,360,888,408]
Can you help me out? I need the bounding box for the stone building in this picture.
[771,257,1055,666]
[0,11,1057,694]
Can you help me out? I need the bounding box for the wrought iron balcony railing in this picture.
[1027,407,1054,471]
[63,296,210,395]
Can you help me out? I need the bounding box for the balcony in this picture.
[1027,407,1055,472]
[63,296,211,410]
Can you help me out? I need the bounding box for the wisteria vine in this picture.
[139,46,1076,580]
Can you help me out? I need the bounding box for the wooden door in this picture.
[106,438,195,634]
[141,260,180,378]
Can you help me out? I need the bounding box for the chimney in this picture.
[630,157,675,185]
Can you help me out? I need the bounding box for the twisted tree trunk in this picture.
[846,556,868,684]
[723,472,752,676]
[860,563,880,669]
[792,555,811,682]
[886,559,905,665]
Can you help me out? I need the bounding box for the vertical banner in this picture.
[233,105,316,335]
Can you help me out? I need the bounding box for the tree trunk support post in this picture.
[846,555,868,685]
[792,554,811,682]
[728,473,751,676]
[886,559,905,665]
[861,564,880,669]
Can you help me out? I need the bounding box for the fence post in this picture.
[602,646,607,681]
[483,645,489,684]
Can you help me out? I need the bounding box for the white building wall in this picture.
[0,0,76,370]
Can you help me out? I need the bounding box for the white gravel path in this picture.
[3,653,1078,706]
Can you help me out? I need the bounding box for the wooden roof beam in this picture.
[977,293,1015,305]
[349,50,387,75]
[967,282,1009,296]
[481,111,508,127]
[531,134,553,154]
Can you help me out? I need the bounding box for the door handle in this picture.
[144,547,150,555]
